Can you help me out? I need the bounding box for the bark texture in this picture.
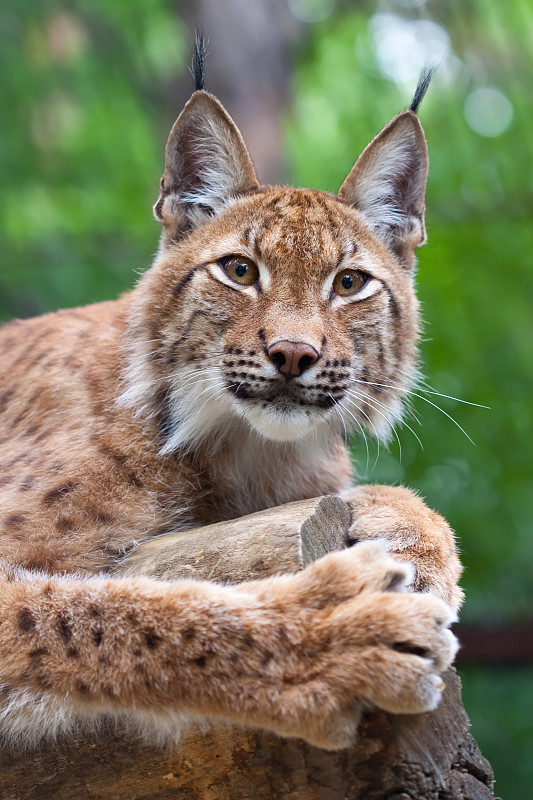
[1,497,495,800]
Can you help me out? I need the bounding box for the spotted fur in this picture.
[0,87,462,750]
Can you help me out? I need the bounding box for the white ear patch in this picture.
[156,92,259,239]
[180,116,254,213]
[352,125,418,234]
[338,111,428,263]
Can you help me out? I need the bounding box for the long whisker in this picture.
[349,377,480,445]
[346,387,424,452]
[368,370,490,409]
[345,388,403,461]
[177,375,220,392]
[179,364,220,375]
[169,366,223,392]
[192,381,233,419]
[357,379,422,426]
[409,391,476,445]
[346,396,381,469]
[192,380,226,402]
[126,365,221,389]
[328,393,349,446]
[336,397,370,472]
[175,366,221,381]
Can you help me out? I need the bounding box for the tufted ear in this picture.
[337,111,428,269]
[154,91,260,243]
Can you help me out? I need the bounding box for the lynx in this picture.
[0,55,461,751]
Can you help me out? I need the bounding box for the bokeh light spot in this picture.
[288,0,337,23]
[370,13,451,87]
[464,87,513,137]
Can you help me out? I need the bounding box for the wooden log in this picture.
[0,671,494,800]
[114,495,351,582]
[1,497,496,800]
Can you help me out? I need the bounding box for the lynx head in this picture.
[124,73,430,454]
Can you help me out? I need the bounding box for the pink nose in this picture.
[267,340,319,377]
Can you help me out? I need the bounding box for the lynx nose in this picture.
[267,340,319,378]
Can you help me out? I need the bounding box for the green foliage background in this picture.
[0,1,531,796]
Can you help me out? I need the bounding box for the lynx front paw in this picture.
[341,484,464,612]
[293,589,457,748]
[252,540,415,611]
[251,544,457,750]
[336,591,458,715]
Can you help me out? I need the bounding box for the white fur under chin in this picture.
[161,395,331,453]
[238,402,326,443]
[149,362,333,452]
[159,377,236,455]
[119,334,402,455]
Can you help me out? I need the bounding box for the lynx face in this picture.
[123,92,427,452]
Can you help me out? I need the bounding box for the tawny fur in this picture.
[0,88,462,750]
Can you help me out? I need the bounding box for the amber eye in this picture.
[332,269,368,297]
[220,256,259,286]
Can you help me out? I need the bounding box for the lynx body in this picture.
[0,72,461,749]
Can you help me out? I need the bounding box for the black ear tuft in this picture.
[409,66,437,114]
[191,32,207,91]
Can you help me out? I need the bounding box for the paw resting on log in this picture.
[2,497,495,800]
[342,484,464,612]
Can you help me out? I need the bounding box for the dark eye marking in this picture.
[172,261,211,296]
[383,284,401,319]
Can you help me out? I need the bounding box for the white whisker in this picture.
[191,381,230,420]
[348,396,381,469]
[178,375,219,392]
[346,387,424,453]
[372,368,489,409]
[345,388,403,461]
[327,393,349,446]
[348,376,477,445]
[336,397,370,472]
